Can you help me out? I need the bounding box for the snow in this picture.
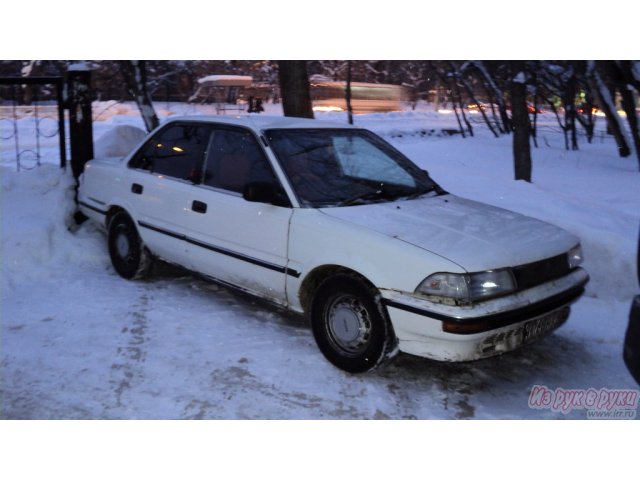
[2,102,639,419]
[93,124,147,158]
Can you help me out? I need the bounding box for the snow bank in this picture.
[93,124,147,158]
[1,164,108,290]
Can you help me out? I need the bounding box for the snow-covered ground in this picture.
[1,102,639,419]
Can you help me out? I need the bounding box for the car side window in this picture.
[203,128,280,194]
[129,124,211,182]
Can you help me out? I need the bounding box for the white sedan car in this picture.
[78,115,589,373]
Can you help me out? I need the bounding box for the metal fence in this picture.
[0,77,67,170]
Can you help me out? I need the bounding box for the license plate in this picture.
[522,308,568,344]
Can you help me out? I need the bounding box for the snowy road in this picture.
[2,107,639,419]
[1,254,634,419]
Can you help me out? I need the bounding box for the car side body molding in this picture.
[137,220,301,278]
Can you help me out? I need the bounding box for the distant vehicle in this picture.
[188,75,253,113]
[310,80,408,114]
[576,105,600,115]
[527,104,544,114]
[467,103,489,112]
[466,102,502,113]
[78,115,589,373]
[472,103,543,114]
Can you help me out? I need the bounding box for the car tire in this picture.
[310,273,397,373]
[108,211,152,280]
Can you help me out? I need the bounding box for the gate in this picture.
[0,76,67,170]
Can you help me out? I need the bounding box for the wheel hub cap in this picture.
[327,296,371,354]
[116,233,130,258]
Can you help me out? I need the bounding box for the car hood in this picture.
[319,194,578,272]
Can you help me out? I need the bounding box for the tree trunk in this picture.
[575,62,595,143]
[531,72,539,148]
[346,61,354,125]
[620,86,640,169]
[118,61,159,132]
[576,97,595,144]
[510,62,532,182]
[616,61,640,169]
[564,73,578,150]
[486,92,505,134]
[277,60,314,119]
[469,61,511,132]
[588,63,631,157]
[549,100,569,150]
[454,80,473,136]
[429,61,473,136]
[452,102,465,138]
[454,69,499,138]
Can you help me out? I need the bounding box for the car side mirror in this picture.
[243,182,290,207]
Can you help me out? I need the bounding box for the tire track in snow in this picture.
[107,292,150,412]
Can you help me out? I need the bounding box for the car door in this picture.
[185,125,293,305]
[127,122,211,265]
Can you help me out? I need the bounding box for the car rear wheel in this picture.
[311,273,397,373]
[108,211,152,280]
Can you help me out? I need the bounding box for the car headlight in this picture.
[416,270,516,305]
[568,244,583,269]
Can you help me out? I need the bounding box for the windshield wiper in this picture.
[339,189,388,207]
[406,185,439,200]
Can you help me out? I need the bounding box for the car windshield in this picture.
[265,128,440,208]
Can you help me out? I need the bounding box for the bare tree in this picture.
[277,61,314,119]
[510,61,532,182]
[400,61,427,110]
[118,60,159,132]
[537,61,584,151]
[588,61,631,158]
[315,60,348,81]
[614,61,640,170]
[574,61,597,144]
[449,61,500,138]
[428,61,473,137]
[463,61,512,133]
[346,61,354,125]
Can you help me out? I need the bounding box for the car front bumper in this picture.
[380,267,589,361]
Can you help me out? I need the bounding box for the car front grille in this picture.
[512,253,571,290]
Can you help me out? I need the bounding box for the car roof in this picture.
[163,115,357,132]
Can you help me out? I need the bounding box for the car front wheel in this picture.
[108,211,152,280]
[311,273,397,373]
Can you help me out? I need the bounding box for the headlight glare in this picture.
[467,270,515,300]
[568,244,583,269]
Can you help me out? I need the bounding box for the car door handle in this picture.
[131,183,143,195]
[192,200,207,214]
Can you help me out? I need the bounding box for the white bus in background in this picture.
[188,75,253,113]
[188,75,408,115]
[310,80,408,114]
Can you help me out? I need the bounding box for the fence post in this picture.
[66,65,94,180]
